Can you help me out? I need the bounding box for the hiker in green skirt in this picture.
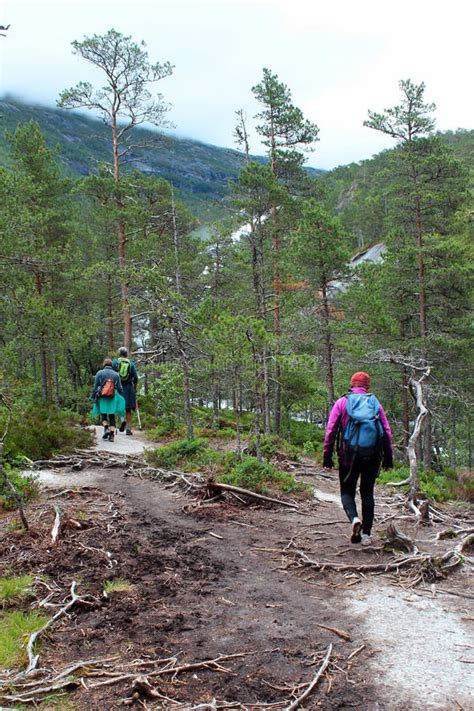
[91,358,126,442]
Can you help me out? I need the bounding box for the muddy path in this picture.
[1,428,473,709]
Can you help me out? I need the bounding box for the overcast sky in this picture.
[1,0,473,169]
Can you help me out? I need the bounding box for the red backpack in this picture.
[100,378,115,397]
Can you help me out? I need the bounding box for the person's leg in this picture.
[339,463,362,541]
[125,409,133,434]
[359,458,380,536]
[122,382,134,434]
[108,414,116,441]
[101,411,110,439]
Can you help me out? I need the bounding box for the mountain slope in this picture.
[0,98,322,224]
[322,128,474,248]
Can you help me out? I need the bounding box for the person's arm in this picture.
[379,404,393,468]
[131,361,138,387]
[323,399,344,467]
[115,373,124,395]
[91,372,101,399]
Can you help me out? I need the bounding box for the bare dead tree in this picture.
[367,350,431,516]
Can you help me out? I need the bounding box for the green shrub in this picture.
[2,405,93,462]
[219,456,308,495]
[302,440,317,456]
[247,434,278,460]
[146,438,209,469]
[215,427,237,439]
[196,427,215,438]
[287,420,325,448]
[247,434,300,462]
[379,464,474,502]
[0,468,39,511]
[147,418,185,440]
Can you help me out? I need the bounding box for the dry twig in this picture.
[285,644,332,710]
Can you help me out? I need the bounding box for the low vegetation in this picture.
[219,456,310,495]
[2,405,93,462]
[379,465,474,503]
[146,437,311,497]
[0,610,48,668]
[0,575,34,606]
[103,579,134,595]
[0,468,39,511]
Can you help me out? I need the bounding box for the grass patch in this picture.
[0,575,34,606]
[0,468,39,511]
[0,610,48,668]
[103,579,134,595]
[219,456,310,496]
[16,693,76,710]
[379,465,474,502]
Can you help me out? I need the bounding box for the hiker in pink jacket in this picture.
[323,371,393,545]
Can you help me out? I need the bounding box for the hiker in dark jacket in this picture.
[323,371,393,545]
[112,346,138,435]
[91,358,125,442]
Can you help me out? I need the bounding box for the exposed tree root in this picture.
[384,523,417,553]
[285,644,332,711]
[0,650,281,706]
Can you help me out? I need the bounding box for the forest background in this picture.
[0,29,473,506]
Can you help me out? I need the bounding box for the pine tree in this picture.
[58,29,173,350]
[364,79,469,466]
[251,68,319,432]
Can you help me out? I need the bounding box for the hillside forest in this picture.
[0,29,473,504]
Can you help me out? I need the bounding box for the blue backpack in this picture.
[343,392,384,457]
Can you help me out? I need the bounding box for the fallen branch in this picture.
[385,477,410,487]
[206,480,298,509]
[50,504,63,544]
[347,644,366,661]
[285,644,332,711]
[316,624,351,642]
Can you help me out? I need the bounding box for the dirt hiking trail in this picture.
[2,428,473,710]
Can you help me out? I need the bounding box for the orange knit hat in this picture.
[351,371,371,388]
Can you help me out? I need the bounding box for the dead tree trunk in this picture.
[407,368,430,515]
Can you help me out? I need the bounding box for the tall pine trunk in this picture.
[112,116,132,351]
[321,280,335,405]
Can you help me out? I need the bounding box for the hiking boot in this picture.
[102,426,110,440]
[125,428,133,436]
[119,421,126,433]
[361,533,373,546]
[350,517,362,544]
[108,431,115,442]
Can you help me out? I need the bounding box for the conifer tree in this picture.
[58,29,173,350]
[251,68,319,432]
[364,80,469,466]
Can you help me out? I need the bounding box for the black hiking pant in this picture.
[339,454,381,535]
[101,414,116,428]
